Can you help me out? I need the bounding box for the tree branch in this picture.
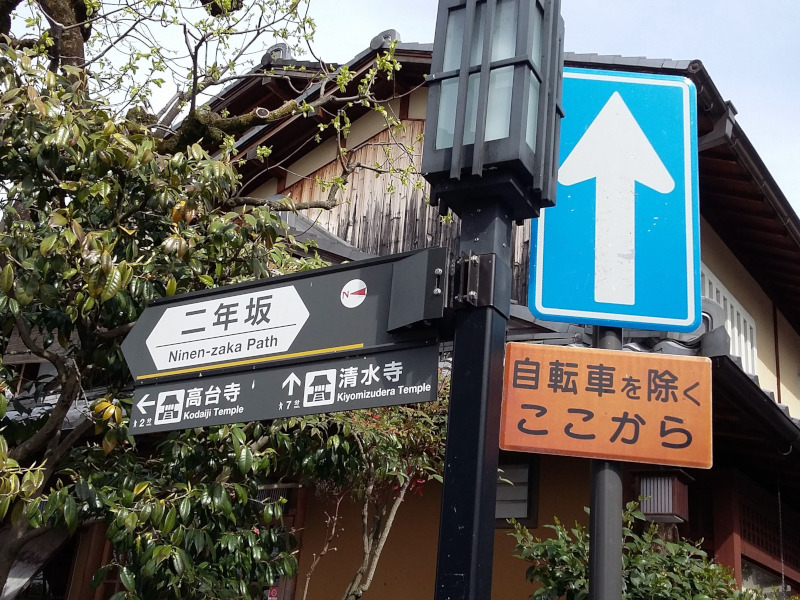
[38,416,93,498]
[0,0,22,35]
[360,478,411,594]
[0,35,40,49]
[302,494,344,600]
[79,14,149,69]
[13,314,61,368]
[96,321,135,340]
[9,359,81,463]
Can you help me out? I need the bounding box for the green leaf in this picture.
[40,233,58,255]
[101,266,122,301]
[0,264,13,293]
[10,499,25,527]
[198,274,214,287]
[153,544,171,564]
[232,427,245,446]
[48,212,68,227]
[90,566,109,590]
[124,511,138,532]
[237,446,253,475]
[150,500,164,526]
[188,143,204,160]
[162,506,177,535]
[0,496,10,521]
[113,133,137,152]
[14,276,38,306]
[166,277,177,296]
[88,268,105,297]
[120,566,135,591]
[172,549,185,575]
[25,498,42,527]
[64,496,78,533]
[179,497,191,523]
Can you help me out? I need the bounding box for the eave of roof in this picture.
[711,355,800,508]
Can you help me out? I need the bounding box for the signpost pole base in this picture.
[589,459,623,600]
[589,326,623,600]
[434,201,512,600]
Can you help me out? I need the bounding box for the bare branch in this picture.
[302,495,344,600]
[361,478,412,593]
[41,164,62,185]
[80,14,150,69]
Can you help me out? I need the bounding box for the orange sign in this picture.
[500,343,712,468]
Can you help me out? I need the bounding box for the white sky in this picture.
[307,0,800,212]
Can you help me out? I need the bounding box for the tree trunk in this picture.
[0,519,41,596]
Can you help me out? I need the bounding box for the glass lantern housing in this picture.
[422,0,564,221]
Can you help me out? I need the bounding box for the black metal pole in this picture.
[434,201,513,600]
[589,326,623,600]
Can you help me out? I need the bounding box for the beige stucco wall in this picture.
[345,98,403,150]
[281,98,406,188]
[700,218,800,415]
[294,455,591,600]
[285,137,339,187]
[248,178,279,199]
[776,310,800,414]
[408,87,428,120]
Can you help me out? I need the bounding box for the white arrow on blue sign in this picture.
[529,67,701,331]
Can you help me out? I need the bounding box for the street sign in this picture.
[500,343,712,468]
[529,67,701,331]
[131,344,439,434]
[122,248,446,384]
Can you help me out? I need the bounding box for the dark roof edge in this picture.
[712,355,800,452]
[726,120,800,250]
[564,54,727,119]
[684,60,800,252]
[345,41,434,68]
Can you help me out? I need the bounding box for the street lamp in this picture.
[426,2,563,600]
[423,0,564,221]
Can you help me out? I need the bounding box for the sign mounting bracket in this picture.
[451,252,508,315]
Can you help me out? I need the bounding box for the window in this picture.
[742,558,793,596]
[701,264,758,375]
[495,454,538,527]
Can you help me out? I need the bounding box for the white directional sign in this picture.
[529,67,701,331]
[122,248,446,384]
[145,286,309,371]
[130,345,438,434]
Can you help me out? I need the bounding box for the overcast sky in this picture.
[308,0,800,211]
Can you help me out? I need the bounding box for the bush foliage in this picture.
[511,501,788,600]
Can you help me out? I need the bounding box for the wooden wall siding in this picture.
[283,120,531,304]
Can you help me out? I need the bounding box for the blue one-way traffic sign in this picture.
[529,67,701,331]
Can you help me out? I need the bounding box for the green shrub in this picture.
[510,501,786,600]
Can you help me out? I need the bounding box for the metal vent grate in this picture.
[640,476,674,516]
[256,484,298,506]
[495,463,529,520]
[701,264,758,375]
